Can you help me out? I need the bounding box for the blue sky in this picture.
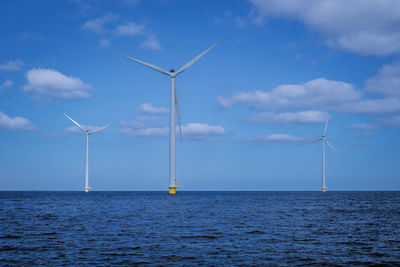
[0,0,399,191]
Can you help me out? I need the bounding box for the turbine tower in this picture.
[299,120,337,192]
[116,38,224,195]
[64,113,108,192]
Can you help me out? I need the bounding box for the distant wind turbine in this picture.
[298,120,337,192]
[115,38,224,195]
[64,113,108,192]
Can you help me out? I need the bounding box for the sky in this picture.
[0,0,399,191]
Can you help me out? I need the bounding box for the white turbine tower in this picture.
[116,38,224,195]
[299,120,337,192]
[64,113,108,192]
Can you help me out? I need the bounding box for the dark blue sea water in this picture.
[1,191,400,266]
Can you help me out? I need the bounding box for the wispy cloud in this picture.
[0,59,23,71]
[23,68,92,99]
[246,133,304,143]
[380,115,400,127]
[347,123,376,131]
[115,21,145,36]
[365,61,400,97]
[338,98,400,114]
[99,38,110,47]
[0,111,36,131]
[141,35,161,51]
[120,106,226,140]
[248,110,330,124]
[82,13,119,33]
[0,80,13,91]
[121,122,226,140]
[139,103,168,114]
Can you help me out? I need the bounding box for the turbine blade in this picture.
[296,138,322,146]
[325,139,338,153]
[64,113,86,132]
[174,85,182,141]
[88,125,108,135]
[323,120,328,136]
[175,38,225,75]
[114,50,170,76]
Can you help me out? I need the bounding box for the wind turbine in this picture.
[115,38,224,195]
[298,120,337,192]
[64,113,108,192]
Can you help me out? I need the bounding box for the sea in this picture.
[1,191,399,266]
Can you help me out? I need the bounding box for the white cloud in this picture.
[248,133,304,143]
[121,126,169,137]
[0,60,23,71]
[23,68,92,99]
[141,35,161,51]
[181,123,226,140]
[120,115,168,130]
[0,79,13,91]
[0,111,36,131]
[217,78,361,110]
[115,21,145,36]
[249,0,400,56]
[365,61,400,97]
[82,13,118,33]
[120,121,226,140]
[338,98,400,114]
[380,115,400,127]
[139,103,168,114]
[248,110,330,124]
[99,38,110,47]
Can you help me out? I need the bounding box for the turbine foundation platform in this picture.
[322,188,326,192]
[168,187,176,195]
[85,187,89,192]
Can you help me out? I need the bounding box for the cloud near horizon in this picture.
[119,111,226,140]
[23,68,92,99]
[120,122,226,140]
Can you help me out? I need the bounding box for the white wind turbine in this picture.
[64,113,108,192]
[298,120,337,192]
[116,38,224,195]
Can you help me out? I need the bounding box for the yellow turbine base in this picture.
[168,187,176,195]
[322,188,326,192]
[85,188,89,192]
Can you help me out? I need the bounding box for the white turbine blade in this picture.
[296,138,322,146]
[174,86,182,141]
[323,120,328,136]
[64,113,86,132]
[88,125,108,135]
[114,50,170,76]
[175,38,225,75]
[325,138,338,153]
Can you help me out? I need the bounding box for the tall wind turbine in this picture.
[64,113,108,192]
[116,38,224,195]
[298,120,337,192]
